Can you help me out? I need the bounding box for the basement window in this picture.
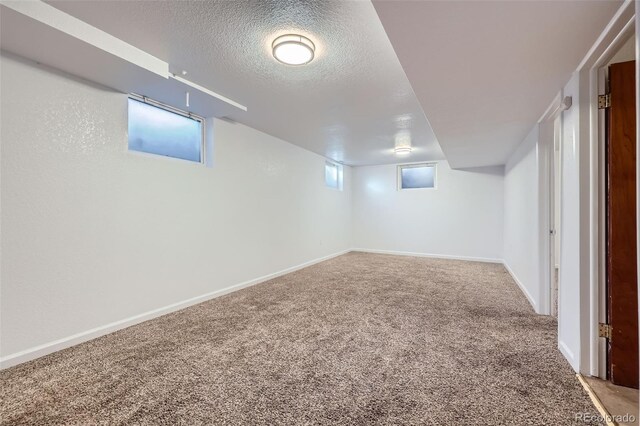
[127,94,204,163]
[325,161,343,190]
[398,163,436,190]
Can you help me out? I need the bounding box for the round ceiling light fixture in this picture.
[394,131,412,156]
[272,34,315,66]
[394,146,412,156]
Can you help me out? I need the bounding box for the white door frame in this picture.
[538,96,564,318]
[552,115,562,319]
[582,2,635,378]
[536,0,635,376]
[596,66,608,379]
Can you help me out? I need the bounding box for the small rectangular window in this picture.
[325,161,343,190]
[398,163,436,190]
[128,95,204,163]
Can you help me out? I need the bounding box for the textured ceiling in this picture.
[45,0,444,166]
[373,0,622,168]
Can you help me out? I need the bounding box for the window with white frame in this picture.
[128,94,204,163]
[398,163,436,190]
[325,161,343,190]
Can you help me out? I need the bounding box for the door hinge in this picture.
[599,323,612,340]
[598,94,611,109]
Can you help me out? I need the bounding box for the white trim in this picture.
[503,261,539,313]
[538,92,563,124]
[0,249,350,370]
[596,67,608,379]
[534,0,636,376]
[537,119,554,316]
[351,248,502,264]
[169,74,247,112]
[576,0,635,71]
[582,1,636,377]
[354,249,540,313]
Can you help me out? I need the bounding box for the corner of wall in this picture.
[503,260,539,313]
[559,339,580,372]
[502,124,544,316]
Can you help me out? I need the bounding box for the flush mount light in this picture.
[272,34,315,65]
[394,146,412,156]
[394,131,412,156]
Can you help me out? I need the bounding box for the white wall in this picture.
[503,126,543,313]
[502,72,586,371]
[352,160,504,262]
[0,53,352,365]
[502,70,593,373]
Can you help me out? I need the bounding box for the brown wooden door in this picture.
[606,60,638,389]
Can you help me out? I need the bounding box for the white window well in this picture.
[398,163,436,190]
[128,94,204,163]
[325,161,343,190]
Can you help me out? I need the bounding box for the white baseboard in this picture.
[357,250,542,315]
[501,261,539,313]
[559,340,579,372]
[351,248,503,264]
[0,249,350,370]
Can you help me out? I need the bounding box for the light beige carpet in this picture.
[1,252,602,425]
